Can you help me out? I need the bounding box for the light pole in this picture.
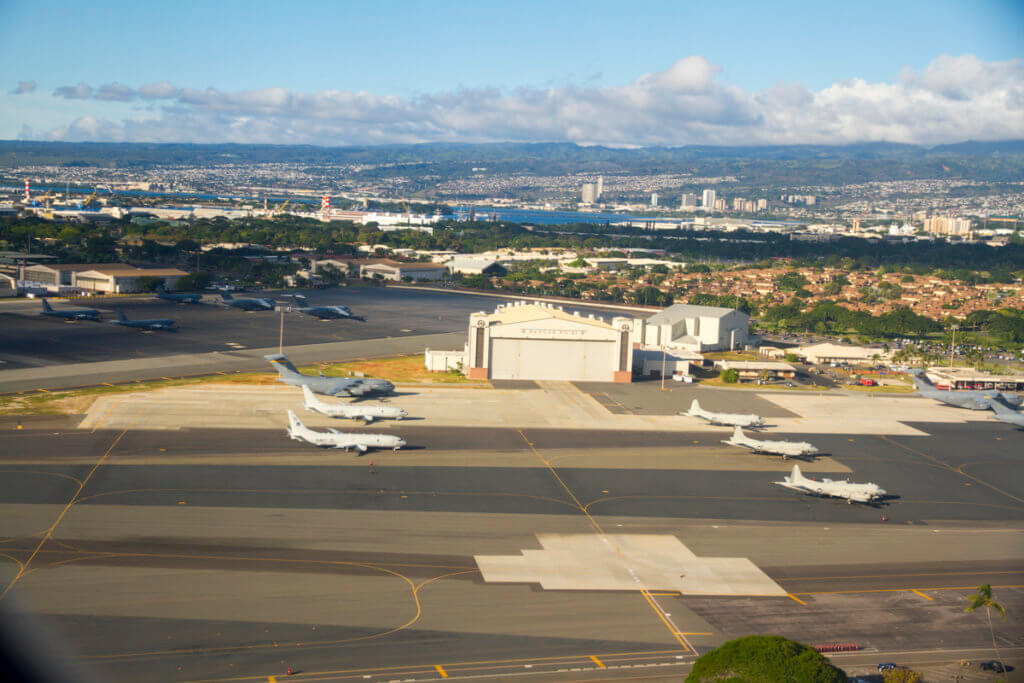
[949,324,959,369]
[279,305,285,355]
[660,344,668,390]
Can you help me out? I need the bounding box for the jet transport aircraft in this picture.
[910,372,1022,410]
[986,399,1024,428]
[111,310,176,331]
[155,285,202,304]
[266,354,395,398]
[289,294,355,320]
[302,385,406,423]
[683,399,765,428]
[39,298,100,321]
[286,410,406,452]
[220,292,275,311]
[773,464,886,504]
[722,426,819,459]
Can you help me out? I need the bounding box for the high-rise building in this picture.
[756,198,768,211]
[680,193,697,209]
[732,197,745,211]
[650,192,659,207]
[923,216,972,236]
[581,183,597,204]
[702,189,716,210]
[714,198,726,211]
[596,176,604,200]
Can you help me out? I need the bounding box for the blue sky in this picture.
[1,0,1022,146]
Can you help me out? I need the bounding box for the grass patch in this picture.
[299,355,485,385]
[844,383,915,393]
[702,351,765,362]
[698,376,819,391]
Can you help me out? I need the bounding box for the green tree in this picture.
[687,635,846,682]
[134,276,163,292]
[721,368,740,384]
[965,584,1006,667]
[884,667,923,682]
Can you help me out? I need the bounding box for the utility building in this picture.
[632,303,750,353]
[465,301,636,382]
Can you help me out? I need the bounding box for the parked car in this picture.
[877,662,900,672]
[981,661,1007,673]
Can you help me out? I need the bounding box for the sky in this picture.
[1,0,1023,147]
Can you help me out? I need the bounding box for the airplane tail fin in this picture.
[41,298,52,312]
[732,425,744,440]
[287,409,302,432]
[265,353,300,376]
[294,294,308,307]
[689,399,700,414]
[301,384,318,406]
[790,464,802,481]
[117,309,128,322]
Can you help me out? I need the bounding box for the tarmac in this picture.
[0,375,1022,682]
[1,287,1022,681]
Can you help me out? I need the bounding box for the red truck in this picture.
[859,377,877,387]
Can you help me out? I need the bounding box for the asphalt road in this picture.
[0,286,635,371]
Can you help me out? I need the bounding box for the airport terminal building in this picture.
[464,301,636,382]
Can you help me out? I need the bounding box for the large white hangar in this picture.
[465,302,636,382]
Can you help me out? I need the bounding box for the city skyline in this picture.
[1,0,1022,146]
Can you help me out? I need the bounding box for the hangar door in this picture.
[488,338,616,381]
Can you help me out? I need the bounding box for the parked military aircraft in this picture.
[220,292,275,311]
[265,354,395,398]
[985,398,1024,428]
[156,284,202,304]
[773,464,886,504]
[683,399,765,428]
[722,426,819,459]
[286,410,406,452]
[289,294,355,319]
[39,298,100,321]
[301,385,406,423]
[910,372,1022,410]
[111,310,176,331]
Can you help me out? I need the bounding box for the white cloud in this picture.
[37,54,1024,146]
[10,81,36,95]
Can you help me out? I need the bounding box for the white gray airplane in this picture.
[722,426,819,459]
[773,464,886,504]
[683,399,765,428]
[985,398,1024,428]
[286,410,406,452]
[301,385,407,423]
[910,373,1022,410]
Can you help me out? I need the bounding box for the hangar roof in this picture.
[646,303,738,325]
[484,302,615,329]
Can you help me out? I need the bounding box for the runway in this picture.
[0,378,1022,681]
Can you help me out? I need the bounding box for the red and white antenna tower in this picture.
[24,178,30,201]
[320,195,331,217]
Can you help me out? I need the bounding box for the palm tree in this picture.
[965,584,1006,668]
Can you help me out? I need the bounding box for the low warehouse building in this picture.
[465,301,636,382]
[795,342,888,365]
[358,259,448,281]
[73,267,188,293]
[715,360,797,380]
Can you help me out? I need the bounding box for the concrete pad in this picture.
[475,533,786,596]
[762,393,997,435]
[78,381,970,436]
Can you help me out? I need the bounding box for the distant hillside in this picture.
[1,140,1022,184]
